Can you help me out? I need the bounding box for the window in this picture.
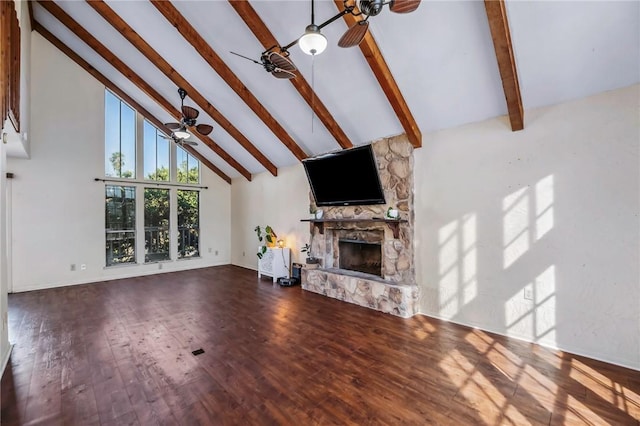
[105,186,136,266]
[178,190,199,259]
[104,91,202,266]
[177,146,199,184]
[143,120,169,181]
[105,91,136,178]
[144,188,170,262]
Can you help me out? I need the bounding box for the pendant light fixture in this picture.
[298,0,327,55]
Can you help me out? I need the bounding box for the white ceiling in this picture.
[32,0,640,180]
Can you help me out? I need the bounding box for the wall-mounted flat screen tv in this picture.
[302,144,386,207]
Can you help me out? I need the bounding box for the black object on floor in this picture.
[192,348,205,356]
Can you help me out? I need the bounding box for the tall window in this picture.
[144,188,170,262]
[104,91,202,266]
[105,186,136,266]
[177,146,199,184]
[105,91,136,178]
[143,120,169,181]
[178,190,199,259]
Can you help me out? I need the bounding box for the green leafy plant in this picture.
[301,243,319,264]
[255,225,277,259]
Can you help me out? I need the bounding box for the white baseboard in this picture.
[416,311,639,372]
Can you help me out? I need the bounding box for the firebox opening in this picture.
[338,239,382,277]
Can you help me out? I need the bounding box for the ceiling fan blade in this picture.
[181,140,198,146]
[164,122,181,130]
[268,52,296,72]
[195,124,213,136]
[389,0,421,14]
[271,69,296,80]
[230,51,262,65]
[182,105,199,120]
[338,21,369,48]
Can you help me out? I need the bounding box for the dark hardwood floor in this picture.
[1,265,638,425]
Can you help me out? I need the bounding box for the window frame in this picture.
[104,90,203,267]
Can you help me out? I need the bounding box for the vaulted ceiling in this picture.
[29,0,639,183]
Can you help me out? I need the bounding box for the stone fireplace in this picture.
[301,135,419,318]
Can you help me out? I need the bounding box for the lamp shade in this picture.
[299,25,327,55]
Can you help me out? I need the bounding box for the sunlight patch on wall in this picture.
[437,214,477,317]
[505,265,557,344]
[503,187,530,268]
[503,175,555,269]
[535,175,554,241]
[462,214,478,304]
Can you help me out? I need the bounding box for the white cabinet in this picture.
[258,247,291,282]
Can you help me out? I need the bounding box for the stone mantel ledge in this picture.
[302,268,419,318]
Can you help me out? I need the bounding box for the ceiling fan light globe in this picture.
[174,130,191,139]
[299,25,327,55]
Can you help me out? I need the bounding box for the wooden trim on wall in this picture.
[484,0,524,131]
[33,22,232,185]
[228,0,353,150]
[150,0,309,161]
[333,0,421,148]
[1,0,20,132]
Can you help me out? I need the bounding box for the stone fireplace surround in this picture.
[301,135,419,318]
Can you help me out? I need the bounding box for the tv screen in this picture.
[302,144,386,207]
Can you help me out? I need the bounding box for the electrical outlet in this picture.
[524,288,533,301]
[243,251,245,257]
[80,264,86,271]
[215,250,219,256]
[158,263,163,270]
[70,264,76,271]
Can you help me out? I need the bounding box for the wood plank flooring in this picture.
[1,265,639,425]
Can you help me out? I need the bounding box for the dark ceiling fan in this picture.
[338,0,421,48]
[232,0,420,78]
[164,88,213,140]
[229,50,297,79]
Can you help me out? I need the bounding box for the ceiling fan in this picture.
[159,133,197,147]
[231,0,420,79]
[337,0,421,48]
[164,88,213,141]
[230,50,297,80]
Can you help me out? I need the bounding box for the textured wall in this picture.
[415,85,640,370]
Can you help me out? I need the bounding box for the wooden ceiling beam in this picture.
[32,21,232,184]
[150,1,308,161]
[87,0,278,176]
[484,0,524,131]
[333,0,421,148]
[228,0,353,150]
[36,0,252,181]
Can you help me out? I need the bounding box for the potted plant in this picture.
[255,225,277,259]
[301,243,319,264]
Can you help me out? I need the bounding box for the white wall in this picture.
[415,85,640,370]
[7,32,231,292]
[230,164,310,270]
